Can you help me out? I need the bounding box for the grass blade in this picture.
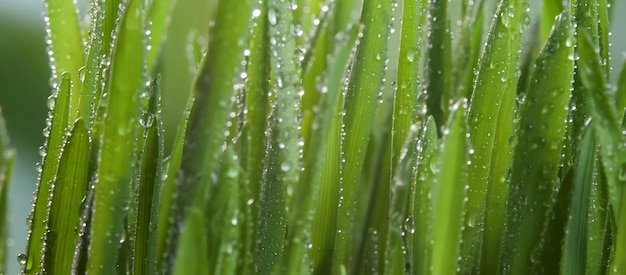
[333,0,392,270]
[0,106,15,274]
[87,0,148,272]
[425,0,452,127]
[500,11,574,274]
[44,0,84,122]
[172,208,208,275]
[431,101,469,275]
[45,119,90,274]
[146,0,176,71]
[562,126,595,275]
[464,0,527,271]
[24,73,71,275]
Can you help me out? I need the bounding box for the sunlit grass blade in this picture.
[172,208,208,275]
[540,0,562,44]
[431,101,469,275]
[24,73,71,275]
[240,3,270,272]
[410,116,437,275]
[45,119,90,274]
[0,107,15,274]
[333,0,392,271]
[464,0,527,272]
[132,88,164,275]
[500,11,574,274]
[425,0,452,128]
[44,0,84,122]
[156,96,193,272]
[453,0,484,99]
[87,0,148,272]
[284,24,358,274]
[561,126,594,275]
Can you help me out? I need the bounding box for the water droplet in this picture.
[268,7,278,25]
[280,162,290,171]
[406,48,417,63]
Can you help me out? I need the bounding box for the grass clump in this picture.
[0,0,623,274]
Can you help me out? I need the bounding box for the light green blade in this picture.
[172,208,209,275]
[0,106,15,274]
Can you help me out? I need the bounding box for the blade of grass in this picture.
[283,24,358,274]
[45,119,90,274]
[431,101,469,275]
[464,0,527,272]
[333,0,392,271]
[500,11,574,275]
[172,208,208,275]
[453,0,485,99]
[44,0,84,122]
[425,0,452,128]
[87,0,148,272]
[616,60,626,114]
[132,87,164,275]
[146,0,176,71]
[561,126,595,275]
[0,106,15,274]
[410,116,437,275]
[24,73,71,275]
[240,3,270,272]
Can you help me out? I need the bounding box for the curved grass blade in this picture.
[0,106,15,274]
[410,116,437,275]
[431,101,469,275]
[44,0,84,122]
[24,73,71,275]
[283,24,358,274]
[540,0,563,44]
[172,208,208,275]
[332,0,392,271]
[464,0,527,271]
[87,0,148,272]
[45,119,90,274]
[425,0,452,129]
[561,126,595,275]
[500,12,574,275]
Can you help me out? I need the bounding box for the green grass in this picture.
[0,0,625,274]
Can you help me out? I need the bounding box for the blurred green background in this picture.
[0,0,625,274]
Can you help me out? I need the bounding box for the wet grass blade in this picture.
[616,59,626,114]
[44,0,84,122]
[132,92,163,275]
[156,96,193,271]
[333,0,392,271]
[146,0,176,71]
[172,208,208,275]
[411,117,437,275]
[561,126,595,275]
[464,0,526,272]
[284,24,358,274]
[0,107,15,274]
[24,73,71,275]
[87,0,148,272]
[501,12,574,275]
[431,102,469,275]
[425,0,452,127]
[45,119,90,274]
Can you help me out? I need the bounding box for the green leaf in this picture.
[431,101,469,275]
[172,208,209,275]
[425,0,452,128]
[562,126,595,275]
[501,11,574,275]
[464,0,527,272]
[333,0,392,271]
[0,106,15,274]
[87,0,148,272]
[24,73,71,275]
[45,119,90,274]
[146,0,176,71]
[44,0,85,122]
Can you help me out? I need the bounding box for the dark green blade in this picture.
[45,119,90,274]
